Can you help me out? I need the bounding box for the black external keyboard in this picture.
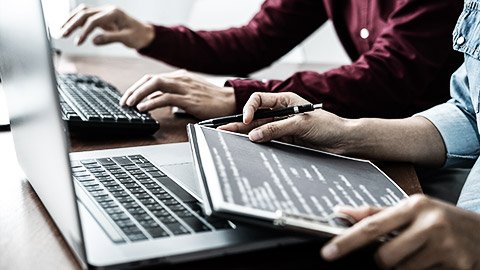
[57,74,159,135]
[72,155,231,243]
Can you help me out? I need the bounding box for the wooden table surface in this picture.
[0,55,422,270]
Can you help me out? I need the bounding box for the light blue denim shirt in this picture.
[417,1,480,212]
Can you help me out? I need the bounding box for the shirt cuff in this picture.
[137,25,175,57]
[226,79,267,113]
[415,102,480,168]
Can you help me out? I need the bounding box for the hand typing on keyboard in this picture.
[57,74,159,134]
[119,69,237,120]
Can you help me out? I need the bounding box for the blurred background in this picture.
[43,0,351,66]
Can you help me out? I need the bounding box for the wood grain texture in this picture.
[0,55,421,270]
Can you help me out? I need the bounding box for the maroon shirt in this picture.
[139,0,463,118]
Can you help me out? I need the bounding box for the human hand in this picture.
[60,4,154,50]
[119,70,236,120]
[321,195,480,269]
[219,92,350,154]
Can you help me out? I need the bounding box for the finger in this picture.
[217,123,244,133]
[243,93,292,124]
[125,78,161,107]
[136,93,189,112]
[334,205,384,222]
[218,118,273,134]
[77,11,114,45]
[92,30,128,45]
[61,8,100,38]
[120,75,152,106]
[126,76,184,107]
[248,115,303,142]
[320,199,415,261]
[374,221,429,269]
[60,4,88,29]
[147,91,163,100]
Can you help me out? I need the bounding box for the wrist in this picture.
[137,23,155,50]
[222,87,236,116]
[335,118,366,156]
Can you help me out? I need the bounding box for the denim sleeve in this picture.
[416,103,480,168]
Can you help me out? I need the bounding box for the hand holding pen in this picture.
[198,103,323,127]
[218,92,346,152]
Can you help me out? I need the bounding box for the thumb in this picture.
[93,31,127,45]
[248,117,300,142]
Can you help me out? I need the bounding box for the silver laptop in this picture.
[0,0,299,268]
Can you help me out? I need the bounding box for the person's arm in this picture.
[227,0,463,116]
[320,195,480,269]
[138,0,326,75]
[220,92,446,167]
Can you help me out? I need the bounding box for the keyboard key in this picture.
[105,207,124,215]
[156,177,197,203]
[80,159,96,165]
[97,158,115,166]
[85,185,103,192]
[173,209,194,218]
[75,176,94,182]
[182,217,211,232]
[157,215,178,224]
[99,201,117,208]
[116,219,135,228]
[112,156,134,166]
[110,213,130,221]
[70,161,82,168]
[135,193,151,200]
[148,171,165,178]
[160,198,179,206]
[72,167,86,173]
[154,192,173,200]
[127,233,148,242]
[117,196,135,203]
[124,183,140,189]
[105,185,124,192]
[151,209,170,217]
[169,204,186,211]
[165,223,189,235]
[147,227,168,238]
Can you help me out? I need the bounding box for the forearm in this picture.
[341,116,446,167]
[138,0,325,75]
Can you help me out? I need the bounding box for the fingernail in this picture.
[74,36,81,45]
[249,129,263,141]
[94,36,103,44]
[137,103,146,111]
[333,205,351,212]
[126,98,133,106]
[321,243,338,260]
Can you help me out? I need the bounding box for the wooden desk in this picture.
[0,55,422,270]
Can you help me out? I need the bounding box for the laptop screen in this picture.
[0,0,86,265]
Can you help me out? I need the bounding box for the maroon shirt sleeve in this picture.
[139,0,462,118]
[139,0,327,75]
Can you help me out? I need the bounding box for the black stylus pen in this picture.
[198,103,323,127]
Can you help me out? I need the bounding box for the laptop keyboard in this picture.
[71,155,231,243]
[57,74,159,134]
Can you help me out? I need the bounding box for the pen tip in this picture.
[313,104,323,109]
